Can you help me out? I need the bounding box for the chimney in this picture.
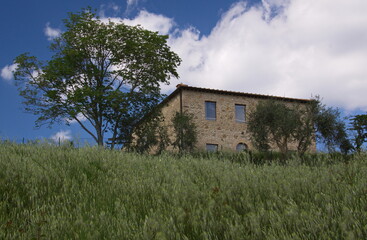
[176,83,188,88]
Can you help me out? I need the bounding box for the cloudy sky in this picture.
[1,0,367,143]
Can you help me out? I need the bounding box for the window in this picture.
[236,143,248,152]
[205,101,216,120]
[206,144,218,152]
[235,104,246,122]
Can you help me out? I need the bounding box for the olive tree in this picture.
[349,114,367,152]
[247,100,301,154]
[127,110,170,154]
[172,111,198,153]
[310,97,352,153]
[248,97,351,154]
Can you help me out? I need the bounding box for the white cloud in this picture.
[96,0,367,111]
[1,63,18,82]
[127,0,138,7]
[100,3,121,18]
[128,0,138,4]
[67,113,88,124]
[123,10,174,34]
[44,23,61,41]
[126,0,140,15]
[111,4,120,12]
[51,130,72,142]
[163,0,367,111]
[101,10,174,35]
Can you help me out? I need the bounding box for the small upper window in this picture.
[205,101,216,120]
[236,143,248,152]
[206,143,218,152]
[235,104,246,122]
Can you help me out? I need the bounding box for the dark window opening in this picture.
[236,143,248,152]
[235,104,246,122]
[205,101,216,120]
[206,143,218,152]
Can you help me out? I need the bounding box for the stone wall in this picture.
[181,89,257,151]
[159,92,181,151]
[158,87,316,153]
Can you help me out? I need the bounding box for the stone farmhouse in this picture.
[150,84,316,152]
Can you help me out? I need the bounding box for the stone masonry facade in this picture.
[158,84,316,152]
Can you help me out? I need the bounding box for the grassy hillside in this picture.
[1,143,366,239]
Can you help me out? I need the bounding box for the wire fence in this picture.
[0,137,97,148]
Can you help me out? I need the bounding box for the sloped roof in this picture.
[161,84,311,105]
[134,84,311,129]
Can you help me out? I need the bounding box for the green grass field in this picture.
[1,143,366,239]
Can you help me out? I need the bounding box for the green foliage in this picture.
[129,111,170,154]
[13,8,181,147]
[312,97,352,153]
[130,110,198,154]
[248,97,351,154]
[248,100,302,154]
[349,114,367,152]
[172,111,198,153]
[1,143,367,239]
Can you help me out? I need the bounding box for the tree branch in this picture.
[73,116,98,143]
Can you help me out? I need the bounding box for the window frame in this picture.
[205,101,217,121]
[206,143,218,152]
[236,143,248,152]
[235,104,246,123]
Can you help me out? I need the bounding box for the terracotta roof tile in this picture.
[174,84,311,103]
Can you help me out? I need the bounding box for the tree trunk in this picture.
[97,138,104,146]
[96,125,104,146]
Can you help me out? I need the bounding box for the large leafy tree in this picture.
[13,9,181,146]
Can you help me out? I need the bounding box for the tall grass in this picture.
[1,143,366,239]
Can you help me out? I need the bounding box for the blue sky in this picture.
[1,0,367,145]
